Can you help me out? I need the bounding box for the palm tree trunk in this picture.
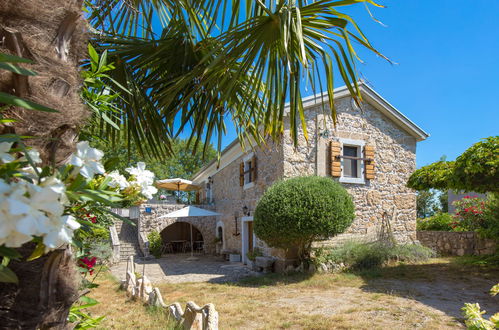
[0,1,88,327]
[0,0,89,165]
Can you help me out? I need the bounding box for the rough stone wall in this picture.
[417,231,496,256]
[210,141,284,256]
[138,203,217,254]
[282,97,418,244]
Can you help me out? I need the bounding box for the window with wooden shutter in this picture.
[330,141,342,177]
[251,156,257,181]
[364,145,375,180]
[239,162,244,186]
[240,155,257,188]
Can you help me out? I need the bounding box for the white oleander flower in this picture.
[140,184,158,200]
[69,141,105,179]
[26,149,42,164]
[42,215,80,251]
[0,142,14,163]
[107,170,130,190]
[0,177,80,250]
[126,162,157,199]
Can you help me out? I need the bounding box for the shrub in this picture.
[147,231,162,259]
[481,194,499,240]
[462,283,499,330]
[453,196,488,231]
[254,176,355,260]
[416,213,454,231]
[313,241,435,270]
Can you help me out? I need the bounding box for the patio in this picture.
[110,254,260,284]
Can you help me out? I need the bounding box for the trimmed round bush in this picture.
[254,176,355,258]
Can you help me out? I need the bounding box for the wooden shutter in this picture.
[239,162,244,186]
[330,141,342,177]
[251,156,257,182]
[195,191,200,204]
[364,145,375,180]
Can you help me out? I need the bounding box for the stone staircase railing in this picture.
[109,225,120,264]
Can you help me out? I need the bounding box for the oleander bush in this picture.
[313,241,435,270]
[254,176,355,260]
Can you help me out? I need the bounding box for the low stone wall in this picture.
[417,231,496,256]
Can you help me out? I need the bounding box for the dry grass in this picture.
[86,271,178,329]
[87,258,498,329]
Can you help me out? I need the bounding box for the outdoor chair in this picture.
[161,243,174,254]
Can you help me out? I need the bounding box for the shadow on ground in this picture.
[356,260,499,319]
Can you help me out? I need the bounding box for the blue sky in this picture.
[178,0,499,167]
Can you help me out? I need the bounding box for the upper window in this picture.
[239,154,257,189]
[339,139,365,184]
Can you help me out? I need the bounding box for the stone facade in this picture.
[209,140,284,258]
[417,231,497,256]
[138,203,217,254]
[192,84,427,267]
[282,97,418,244]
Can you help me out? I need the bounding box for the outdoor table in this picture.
[170,240,187,253]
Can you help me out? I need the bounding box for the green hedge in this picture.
[417,213,454,231]
[147,231,162,259]
[254,176,355,259]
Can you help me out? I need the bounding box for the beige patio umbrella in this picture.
[156,178,200,192]
[156,178,200,201]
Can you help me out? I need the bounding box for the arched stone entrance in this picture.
[138,203,218,255]
[160,222,204,253]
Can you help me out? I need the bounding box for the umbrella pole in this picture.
[190,223,194,257]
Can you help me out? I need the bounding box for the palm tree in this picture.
[0,0,385,326]
[0,1,87,328]
[87,0,387,157]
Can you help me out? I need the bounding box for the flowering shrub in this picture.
[0,139,157,283]
[78,256,97,275]
[453,196,487,231]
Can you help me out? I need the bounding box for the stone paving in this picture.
[110,253,261,284]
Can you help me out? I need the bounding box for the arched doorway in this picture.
[160,222,204,253]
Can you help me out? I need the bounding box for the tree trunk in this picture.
[0,244,79,329]
[0,0,89,165]
[0,0,88,328]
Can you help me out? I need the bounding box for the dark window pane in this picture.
[343,146,358,178]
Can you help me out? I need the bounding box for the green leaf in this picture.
[0,53,32,63]
[0,92,58,112]
[0,246,21,259]
[27,242,46,261]
[0,265,18,284]
[0,62,36,76]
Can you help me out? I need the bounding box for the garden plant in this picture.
[254,176,355,262]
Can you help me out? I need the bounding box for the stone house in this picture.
[189,82,429,268]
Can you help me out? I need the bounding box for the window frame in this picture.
[338,138,366,185]
[242,153,256,190]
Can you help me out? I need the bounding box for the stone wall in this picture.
[138,203,217,254]
[417,231,496,256]
[210,140,284,258]
[282,97,418,244]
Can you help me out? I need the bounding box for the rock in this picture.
[317,263,328,273]
[255,256,275,273]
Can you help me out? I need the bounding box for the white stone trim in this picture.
[338,137,366,185]
[241,216,256,265]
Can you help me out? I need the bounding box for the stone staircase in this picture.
[115,218,142,262]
